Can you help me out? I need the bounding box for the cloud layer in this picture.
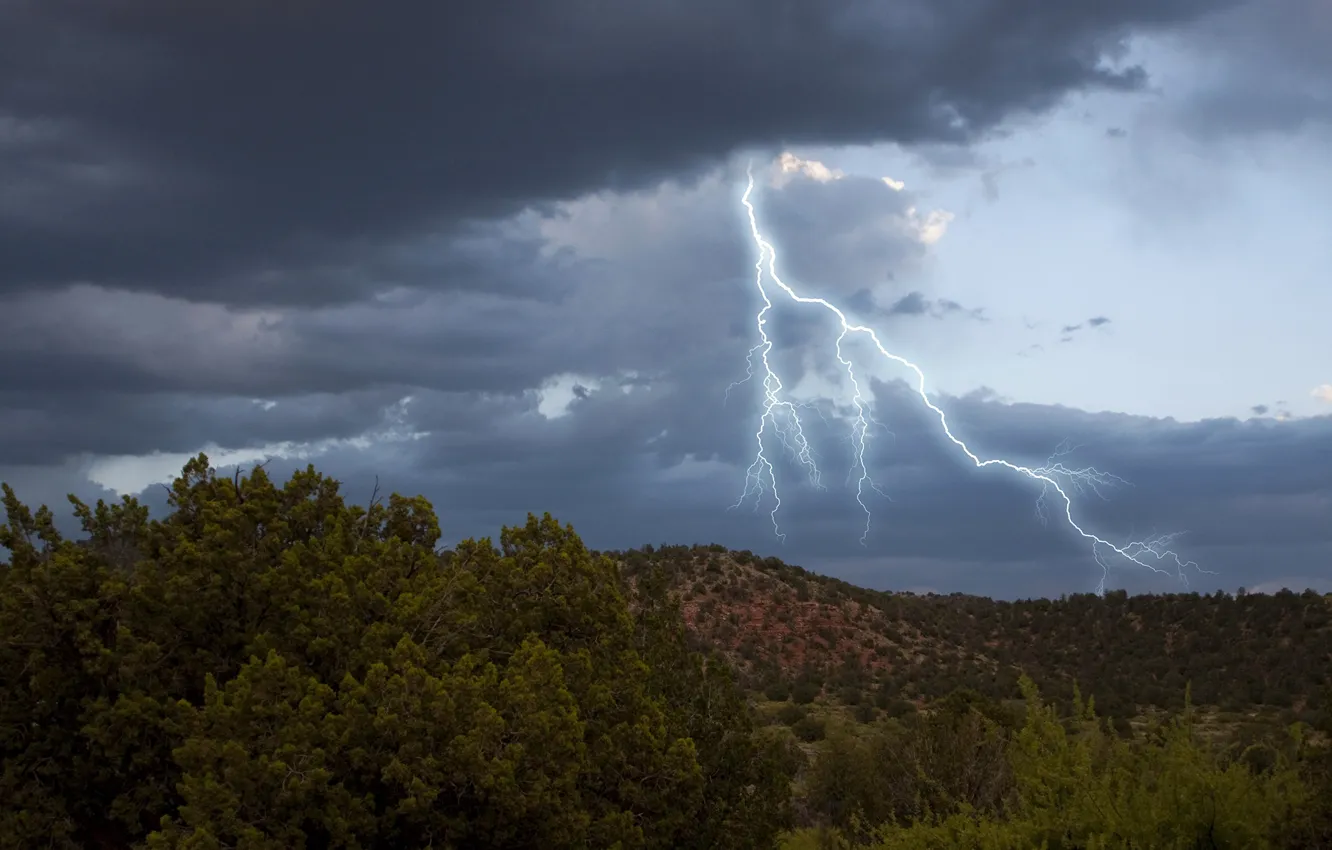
[4,158,1329,598]
[1,0,1235,306]
[3,0,1328,599]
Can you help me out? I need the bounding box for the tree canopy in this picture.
[0,456,792,849]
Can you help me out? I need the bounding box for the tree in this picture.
[633,567,796,849]
[1,458,779,849]
[864,678,1307,849]
[800,688,1015,835]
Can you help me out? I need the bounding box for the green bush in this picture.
[765,680,792,701]
[792,716,827,743]
[792,680,822,705]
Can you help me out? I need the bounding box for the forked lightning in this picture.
[730,162,1209,593]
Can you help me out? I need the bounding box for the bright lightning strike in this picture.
[730,162,1211,594]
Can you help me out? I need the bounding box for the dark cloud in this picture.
[0,0,1235,307]
[1248,401,1294,421]
[845,289,879,316]
[888,292,931,316]
[885,291,987,321]
[6,0,1323,601]
[16,380,1325,600]
[1170,0,1332,137]
[0,159,950,467]
[5,160,1324,600]
[1058,316,1111,342]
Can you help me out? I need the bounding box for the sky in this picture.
[1,0,1329,599]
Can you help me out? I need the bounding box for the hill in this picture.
[612,543,1332,730]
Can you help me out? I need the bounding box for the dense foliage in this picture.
[615,544,1332,723]
[0,457,792,849]
[784,682,1332,849]
[3,459,1329,848]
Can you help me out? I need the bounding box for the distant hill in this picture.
[611,544,1332,728]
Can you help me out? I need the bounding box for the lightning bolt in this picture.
[732,161,1210,594]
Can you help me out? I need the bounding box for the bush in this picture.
[765,680,792,702]
[792,680,822,705]
[792,716,827,743]
[837,685,863,706]
[777,704,808,726]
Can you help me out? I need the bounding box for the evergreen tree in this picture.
[0,458,781,849]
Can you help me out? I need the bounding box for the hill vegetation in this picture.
[2,457,1330,848]
[613,544,1332,727]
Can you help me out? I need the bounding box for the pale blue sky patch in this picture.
[792,34,1331,423]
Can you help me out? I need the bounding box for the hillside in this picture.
[612,543,1332,728]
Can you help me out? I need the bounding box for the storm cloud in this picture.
[0,0,1238,306]
[3,0,1328,600]
[1169,0,1332,137]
